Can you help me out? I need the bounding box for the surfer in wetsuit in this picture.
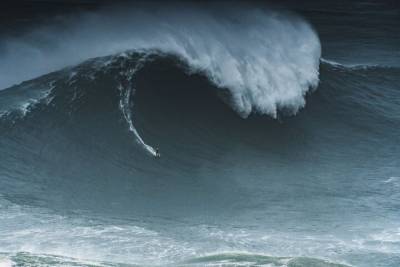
[155,148,160,158]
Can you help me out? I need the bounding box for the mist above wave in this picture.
[0,3,321,117]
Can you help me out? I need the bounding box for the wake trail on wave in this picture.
[119,86,156,156]
[117,55,157,156]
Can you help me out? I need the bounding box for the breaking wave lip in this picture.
[0,4,321,118]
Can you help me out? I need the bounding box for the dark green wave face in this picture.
[0,1,400,267]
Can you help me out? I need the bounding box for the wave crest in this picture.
[0,4,321,117]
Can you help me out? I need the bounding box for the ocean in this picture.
[0,1,399,266]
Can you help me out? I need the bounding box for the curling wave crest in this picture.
[0,5,321,117]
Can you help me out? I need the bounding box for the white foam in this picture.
[0,197,193,265]
[384,176,400,185]
[320,58,384,70]
[370,228,400,243]
[0,257,13,267]
[1,84,54,119]
[0,5,321,117]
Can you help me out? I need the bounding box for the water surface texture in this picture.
[0,1,399,266]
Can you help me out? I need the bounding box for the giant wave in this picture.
[0,4,321,118]
[0,5,322,155]
[1,4,400,267]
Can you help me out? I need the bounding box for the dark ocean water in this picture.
[0,1,399,266]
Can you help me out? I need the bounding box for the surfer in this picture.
[155,148,161,158]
